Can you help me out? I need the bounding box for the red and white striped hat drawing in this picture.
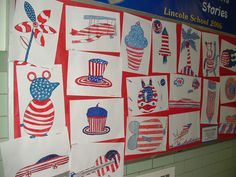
[75,58,112,88]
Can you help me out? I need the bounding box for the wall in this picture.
[0,51,9,177]
[0,52,236,177]
[0,1,236,177]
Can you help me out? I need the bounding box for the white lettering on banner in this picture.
[202,2,228,19]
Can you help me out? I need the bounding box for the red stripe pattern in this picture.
[23,99,55,137]
[15,22,32,33]
[88,117,106,133]
[137,119,164,152]
[95,153,120,177]
[15,156,69,177]
[126,45,144,71]
[37,10,51,24]
[221,50,230,67]
[158,28,171,57]
[71,23,116,43]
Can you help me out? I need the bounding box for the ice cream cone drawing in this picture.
[180,27,200,76]
[158,27,171,64]
[125,21,148,71]
[15,1,57,62]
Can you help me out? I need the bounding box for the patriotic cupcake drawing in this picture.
[125,21,148,71]
[22,70,59,138]
[75,58,112,88]
[83,104,110,135]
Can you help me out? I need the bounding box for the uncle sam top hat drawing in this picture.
[75,58,112,88]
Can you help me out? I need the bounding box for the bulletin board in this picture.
[8,0,236,166]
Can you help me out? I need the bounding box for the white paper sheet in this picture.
[0,130,70,177]
[66,5,120,53]
[121,13,151,75]
[70,98,124,144]
[9,0,62,67]
[220,76,236,104]
[126,75,168,116]
[220,39,236,72]
[202,32,219,77]
[67,51,122,97]
[70,143,124,177]
[201,79,220,124]
[169,74,201,109]
[178,24,201,76]
[16,63,66,138]
[169,111,200,148]
[152,19,177,73]
[125,116,167,155]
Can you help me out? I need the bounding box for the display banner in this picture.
[94,0,236,35]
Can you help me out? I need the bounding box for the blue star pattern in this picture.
[24,1,36,22]
[30,77,59,101]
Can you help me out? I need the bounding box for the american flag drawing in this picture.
[71,15,116,44]
[15,154,69,177]
[173,123,192,144]
[71,150,120,177]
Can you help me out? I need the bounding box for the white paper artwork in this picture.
[0,130,70,177]
[169,111,200,148]
[220,39,236,72]
[152,19,177,73]
[126,75,168,116]
[67,51,122,97]
[70,98,124,144]
[169,74,201,109]
[125,116,167,155]
[16,63,66,138]
[220,76,236,104]
[70,143,124,177]
[178,24,201,76]
[9,0,63,67]
[66,5,120,52]
[121,13,152,75]
[202,32,219,77]
[219,106,236,134]
[201,79,220,124]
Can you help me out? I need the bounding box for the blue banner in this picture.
[94,0,236,35]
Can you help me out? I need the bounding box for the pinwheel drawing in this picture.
[15,1,56,62]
